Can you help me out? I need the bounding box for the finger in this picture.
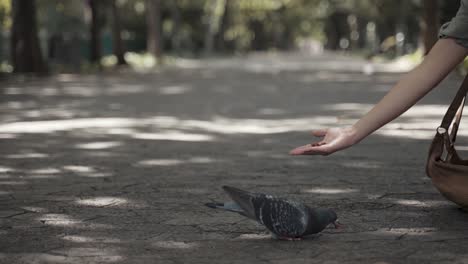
[309,141,326,147]
[302,146,331,156]
[311,129,328,137]
[289,143,327,155]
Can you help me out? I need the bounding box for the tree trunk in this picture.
[215,0,230,52]
[250,19,267,51]
[111,0,126,65]
[422,0,439,55]
[169,1,182,54]
[89,0,101,64]
[204,0,226,55]
[146,0,162,59]
[11,0,47,73]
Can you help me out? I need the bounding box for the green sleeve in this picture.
[439,0,468,48]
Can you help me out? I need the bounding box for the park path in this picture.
[1,52,468,264]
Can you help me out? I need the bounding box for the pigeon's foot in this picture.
[333,220,344,229]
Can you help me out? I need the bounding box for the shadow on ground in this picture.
[1,53,468,263]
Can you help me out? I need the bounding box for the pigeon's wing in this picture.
[222,186,257,220]
[204,201,246,216]
[252,197,309,237]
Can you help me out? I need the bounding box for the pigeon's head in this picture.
[308,208,342,231]
[327,209,343,229]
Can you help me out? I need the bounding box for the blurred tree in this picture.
[146,0,162,59]
[111,0,126,65]
[203,0,226,55]
[10,0,48,73]
[167,0,182,53]
[422,0,439,54]
[0,0,10,28]
[215,0,231,52]
[89,0,101,64]
[0,0,11,63]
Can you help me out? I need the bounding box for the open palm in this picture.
[289,127,358,156]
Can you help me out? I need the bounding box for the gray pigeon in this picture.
[205,186,341,240]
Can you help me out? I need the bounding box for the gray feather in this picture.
[206,186,338,239]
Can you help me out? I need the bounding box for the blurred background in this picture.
[0,0,463,75]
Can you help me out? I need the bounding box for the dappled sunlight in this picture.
[175,53,417,73]
[37,214,115,229]
[38,214,81,227]
[0,166,15,173]
[235,233,271,240]
[152,241,198,249]
[48,248,123,261]
[376,227,437,236]
[145,115,337,134]
[299,71,372,84]
[137,156,217,167]
[131,131,215,141]
[0,191,11,195]
[83,172,114,178]
[0,113,372,145]
[159,85,192,95]
[62,165,113,178]
[0,252,124,263]
[376,129,435,140]
[106,84,147,95]
[0,181,27,185]
[324,103,468,140]
[21,206,48,213]
[0,133,16,139]
[325,103,372,113]
[29,168,61,174]
[303,188,358,194]
[6,152,49,159]
[63,165,95,173]
[62,235,121,243]
[75,197,128,207]
[0,118,138,133]
[0,115,339,136]
[392,199,452,208]
[75,141,122,150]
[62,86,98,97]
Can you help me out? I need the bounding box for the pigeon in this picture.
[205,186,341,240]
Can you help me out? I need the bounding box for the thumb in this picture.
[311,128,328,137]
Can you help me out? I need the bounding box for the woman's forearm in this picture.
[352,38,468,142]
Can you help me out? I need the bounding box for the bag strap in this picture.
[450,96,465,142]
[440,74,468,131]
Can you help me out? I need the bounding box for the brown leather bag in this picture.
[427,75,468,208]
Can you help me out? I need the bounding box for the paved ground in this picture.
[1,52,468,264]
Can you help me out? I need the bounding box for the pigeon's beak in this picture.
[333,220,344,229]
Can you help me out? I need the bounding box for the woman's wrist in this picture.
[349,124,367,145]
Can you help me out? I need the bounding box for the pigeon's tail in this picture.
[204,202,224,209]
[222,186,256,220]
[204,201,245,215]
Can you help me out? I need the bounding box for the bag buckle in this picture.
[437,126,453,162]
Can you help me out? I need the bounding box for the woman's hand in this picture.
[289,126,359,156]
[290,39,468,157]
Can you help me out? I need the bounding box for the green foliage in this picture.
[37,0,87,35]
[0,0,11,30]
[0,0,445,73]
